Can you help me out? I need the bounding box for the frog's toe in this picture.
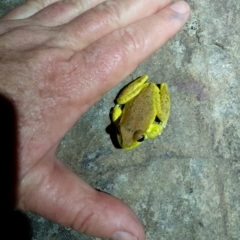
[146,124,164,139]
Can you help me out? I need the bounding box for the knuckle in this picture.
[119,26,145,53]
[96,0,124,25]
[64,0,86,11]
[72,207,99,234]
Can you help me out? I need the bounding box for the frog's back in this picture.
[120,83,157,133]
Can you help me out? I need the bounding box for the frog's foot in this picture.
[112,104,122,123]
[155,82,170,127]
[146,123,164,139]
[117,75,149,104]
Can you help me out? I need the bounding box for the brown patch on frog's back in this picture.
[119,83,157,135]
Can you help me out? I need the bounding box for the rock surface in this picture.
[1,0,240,239]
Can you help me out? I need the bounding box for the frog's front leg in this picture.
[155,82,170,127]
[146,123,164,139]
[112,104,122,123]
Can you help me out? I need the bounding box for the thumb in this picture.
[19,157,145,240]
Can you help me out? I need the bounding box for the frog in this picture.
[111,74,170,150]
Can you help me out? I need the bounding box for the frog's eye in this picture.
[137,135,145,142]
[133,131,145,142]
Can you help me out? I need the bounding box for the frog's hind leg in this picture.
[155,82,170,128]
[146,123,164,139]
[117,75,149,104]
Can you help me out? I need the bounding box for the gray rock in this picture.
[1,0,240,239]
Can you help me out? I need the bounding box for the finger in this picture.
[0,0,106,41]
[53,0,172,51]
[1,0,58,20]
[67,1,190,103]
[19,157,145,240]
[30,0,106,26]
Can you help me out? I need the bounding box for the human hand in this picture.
[0,0,190,239]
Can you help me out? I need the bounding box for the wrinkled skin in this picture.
[0,0,190,239]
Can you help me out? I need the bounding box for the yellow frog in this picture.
[111,75,170,150]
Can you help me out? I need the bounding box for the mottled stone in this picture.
[1,0,240,239]
[0,0,24,16]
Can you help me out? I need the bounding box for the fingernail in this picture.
[110,231,137,240]
[170,1,190,14]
